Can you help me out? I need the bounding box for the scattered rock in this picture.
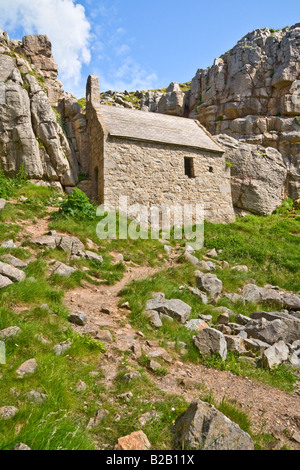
[76,380,87,392]
[85,251,103,263]
[51,261,77,278]
[139,411,161,427]
[12,443,31,450]
[16,359,37,378]
[149,360,162,372]
[96,330,113,343]
[206,249,218,258]
[0,274,13,289]
[232,265,249,272]
[0,326,22,341]
[245,318,289,345]
[116,392,133,402]
[87,409,109,429]
[0,261,26,282]
[195,271,222,299]
[185,319,208,332]
[216,312,230,326]
[146,296,191,324]
[53,341,72,356]
[145,310,163,328]
[225,335,246,354]
[25,390,47,404]
[1,254,28,269]
[0,198,6,211]
[193,327,227,360]
[0,406,18,420]
[68,312,87,326]
[114,430,151,450]
[262,341,290,369]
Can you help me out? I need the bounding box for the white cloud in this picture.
[0,0,91,91]
[98,56,158,92]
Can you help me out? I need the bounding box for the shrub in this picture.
[0,166,27,199]
[57,188,96,220]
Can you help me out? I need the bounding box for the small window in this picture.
[209,166,214,173]
[184,157,195,178]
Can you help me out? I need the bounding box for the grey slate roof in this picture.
[99,105,224,153]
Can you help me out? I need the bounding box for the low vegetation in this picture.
[0,174,299,450]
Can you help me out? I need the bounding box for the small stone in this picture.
[0,199,6,211]
[87,409,109,429]
[216,313,230,325]
[122,371,142,382]
[16,359,37,378]
[206,248,218,257]
[185,319,208,332]
[139,411,161,427]
[198,314,213,323]
[12,443,31,450]
[25,390,47,404]
[116,392,133,402]
[96,330,113,343]
[0,406,18,420]
[68,312,87,326]
[100,306,112,315]
[2,240,17,249]
[53,341,72,356]
[76,380,87,392]
[149,360,162,372]
[232,265,249,272]
[114,430,151,450]
[0,326,22,341]
[145,310,163,328]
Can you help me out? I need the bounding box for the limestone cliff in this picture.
[0,30,82,189]
[188,24,300,199]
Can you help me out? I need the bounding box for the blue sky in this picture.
[1,0,299,97]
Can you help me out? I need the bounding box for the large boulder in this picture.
[174,400,254,450]
[216,135,287,215]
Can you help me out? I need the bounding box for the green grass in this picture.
[0,178,299,449]
[119,261,298,392]
[201,210,300,292]
[0,304,106,450]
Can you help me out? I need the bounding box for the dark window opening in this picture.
[209,166,214,173]
[184,157,195,178]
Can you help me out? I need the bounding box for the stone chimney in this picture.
[86,75,100,107]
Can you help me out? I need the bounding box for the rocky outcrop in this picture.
[188,24,300,199]
[216,134,287,215]
[157,82,186,116]
[0,30,79,189]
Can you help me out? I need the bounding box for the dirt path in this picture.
[64,264,300,449]
[17,212,300,448]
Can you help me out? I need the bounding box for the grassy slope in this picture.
[0,181,299,450]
